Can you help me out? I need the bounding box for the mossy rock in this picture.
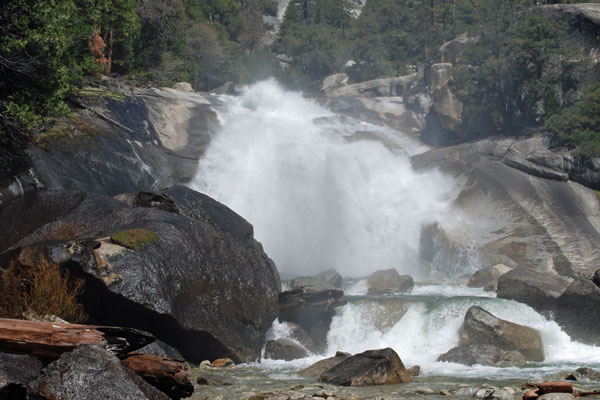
[111,228,159,250]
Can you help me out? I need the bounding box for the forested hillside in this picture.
[1,0,600,156]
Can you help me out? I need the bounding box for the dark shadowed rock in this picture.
[575,367,600,381]
[278,289,347,352]
[556,278,600,345]
[137,340,185,360]
[0,353,43,399]
[497,268,571,312]
[438,344,526,367]
[319,348,412,387]
[468,264,512,292]
[0,187,280,363]
[298,353,351,378]
[30,345,170,400]
[317,269,343,288]
[593,270,600,288]
[264,339,308,361]
[367,269,414,295]
[459,306,544,362]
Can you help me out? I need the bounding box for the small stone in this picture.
[200,360,211,367]
[537,394,575,400]
[415,388,435,394]
[211,358,234,367]
[440,390,453,396]
[502,387,517,394]
[475,388,495,398]
[455,387,478,396]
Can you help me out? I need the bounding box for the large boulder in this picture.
[468,264,512,292]
[458,306,544,362]
[264,339,308,361]
[497,268,571,312]
[0,353,43,399]
[278,288,346,352]
[556,277,600,345]
[367,269,414,295]
[319,348,413,387]
[438,344,526,367]
[30,345,170,400]
[0,187,280,363]
[429,63,463,134]
[298,352,351,378]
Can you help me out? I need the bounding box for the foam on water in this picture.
[325,285,600,378]
[191,79,456,278]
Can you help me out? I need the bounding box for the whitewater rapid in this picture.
[191,80,457,278]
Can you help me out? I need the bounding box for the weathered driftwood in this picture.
[536,382,574,395]
[122,353,193,399]
[0,318,154,358]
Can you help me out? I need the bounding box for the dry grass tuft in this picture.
[0,254,87,323]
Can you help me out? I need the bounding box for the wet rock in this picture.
[366,269,414,295]
[493,388,516,400]
[286,323,317,353]
[211,358,234,368]
[1,187,280,363]
[416,388,435,394]
[497,268,571,313]
[468,264,512,292]
[30,344,170,400]
[279,289,347,352]
[0,353,43,399]
[290,269,343,291]
[265,339,309,361]
[319,348,412,387]
[554,371,578,381]
[574,367,600,381]
[406,365,420,377]
[556,278,600,345]
[475,388,496,398]
[459,306,544,361]
[438,344,526,367]
[298,353,351,378]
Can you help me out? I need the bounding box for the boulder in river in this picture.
[298,352,351,378]
[496,268,571,312]
[467,264,512,292]
[278,288,347,352]
[319,348,413,386]
[366,269,414,295]
[264,339,308,361]
[556,277,600,345]
[459,306,544,362]
[438,344,526,367]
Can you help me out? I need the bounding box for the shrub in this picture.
[0,255,86,323]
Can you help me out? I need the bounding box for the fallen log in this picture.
[537,382,574,395]
[122,353,193,399]
[0,318,154,358]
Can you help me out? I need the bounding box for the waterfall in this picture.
[191,79,456,278]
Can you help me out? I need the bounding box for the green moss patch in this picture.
[111,228,159,250]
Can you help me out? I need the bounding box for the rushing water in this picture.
[190,80,600,384]
[192,79,458,278]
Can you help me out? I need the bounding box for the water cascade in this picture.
[192,80,456,278]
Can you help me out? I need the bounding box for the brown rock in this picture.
[264,338,308,361]
[407,365,421,377]
[211,358,234,368]
[367,269,414,295]
[319,348,412,387]
[298,354,351,378]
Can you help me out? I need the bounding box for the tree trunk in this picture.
[0,318,154,358]
[106,28,113,76]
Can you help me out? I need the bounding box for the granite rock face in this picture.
[0,187,280,363]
